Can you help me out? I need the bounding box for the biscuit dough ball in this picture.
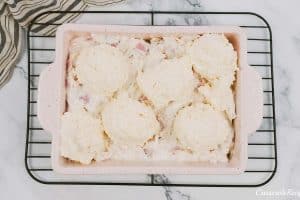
[198,81,236,120]
[173,103,233,151]
[74,44,130,96]
[137,57,197,108]
[60,110,106,164]
[101,95,160,146]
[189,34,237,81]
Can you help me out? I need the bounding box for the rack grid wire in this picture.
[25,11,277,187]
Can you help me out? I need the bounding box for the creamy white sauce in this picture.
[63,33,237,163]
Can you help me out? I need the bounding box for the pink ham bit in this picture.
[79,94,90,104]
[86,36,93,41]
[171,146,181,154]
[136,42,147,52]
[173,146,181,151]
[199,78,206,86]
[111,43,118,47]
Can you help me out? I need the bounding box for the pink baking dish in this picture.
[37,24,263,174]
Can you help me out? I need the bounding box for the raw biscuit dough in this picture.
[189,34,237,83]
[173,103,233,152]
[74,44,130,96]
[101,94,160,146]
[137,57,197,108]
[60,110,106,164]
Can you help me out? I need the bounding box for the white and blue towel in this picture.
[0,0,124,87]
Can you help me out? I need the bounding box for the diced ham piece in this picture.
[111,43,118,47]
[79,94,90,104]
[136,42,146,52]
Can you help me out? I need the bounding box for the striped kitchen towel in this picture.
[0,0,124,88]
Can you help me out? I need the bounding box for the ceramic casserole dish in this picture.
[37,24,263,174]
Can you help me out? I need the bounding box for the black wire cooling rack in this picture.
[25,11,277,187]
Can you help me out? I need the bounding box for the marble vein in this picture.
[154,175,191,200]
[185,0,201,8]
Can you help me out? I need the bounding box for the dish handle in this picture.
[241,66,263,135]
[37,64,60,134]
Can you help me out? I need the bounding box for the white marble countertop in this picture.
[1,0,300,199]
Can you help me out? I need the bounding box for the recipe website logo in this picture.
[256,188,300,198]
